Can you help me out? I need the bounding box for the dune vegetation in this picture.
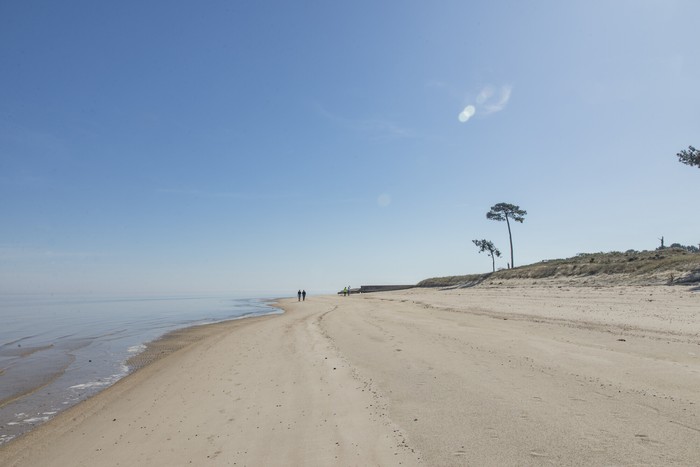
[418,247,700,288]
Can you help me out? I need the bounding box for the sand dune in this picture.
[2,285,699,466]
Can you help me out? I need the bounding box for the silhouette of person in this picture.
[302,290,306,301]
[297,290,301,301]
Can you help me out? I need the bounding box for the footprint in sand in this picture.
[634,434,665,446]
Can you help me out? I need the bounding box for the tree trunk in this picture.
[505,215,514,268]
[491,252,495,272]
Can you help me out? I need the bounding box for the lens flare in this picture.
[458,105,476,123]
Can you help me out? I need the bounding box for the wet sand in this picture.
[1,285,699,466]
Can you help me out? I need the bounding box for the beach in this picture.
[1,285,699,466]
[0,296,281,445]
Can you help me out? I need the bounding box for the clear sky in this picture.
[1,1,698,296]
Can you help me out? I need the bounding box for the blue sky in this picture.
[1,1,698,295]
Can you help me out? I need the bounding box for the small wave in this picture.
[68,372,125,391]
[69,381,112,390]
[22,416,50,424]
[127,344,147,354]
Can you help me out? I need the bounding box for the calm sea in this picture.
[0,294,283,445]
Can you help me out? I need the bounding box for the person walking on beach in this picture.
[302,290,306,301]
[343,287,347,296]
[297,290,301,301]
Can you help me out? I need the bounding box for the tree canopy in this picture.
[472,239,501,272]
[486,203,527,223]
[677,145,700,168]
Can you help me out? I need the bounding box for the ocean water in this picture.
[0,294,283,445]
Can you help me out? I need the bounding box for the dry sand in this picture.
[1,285,699,466]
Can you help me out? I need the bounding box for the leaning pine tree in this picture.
[486,202,527,269]
[472,239,501,272]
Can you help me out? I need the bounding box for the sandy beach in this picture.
[2,285,699,466]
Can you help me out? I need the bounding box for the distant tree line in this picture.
[657,243,700,253]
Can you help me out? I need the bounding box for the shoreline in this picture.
[0,298,284,447]
[125,303,284,373]
[0,310,285,459]
[2,286,699,465]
